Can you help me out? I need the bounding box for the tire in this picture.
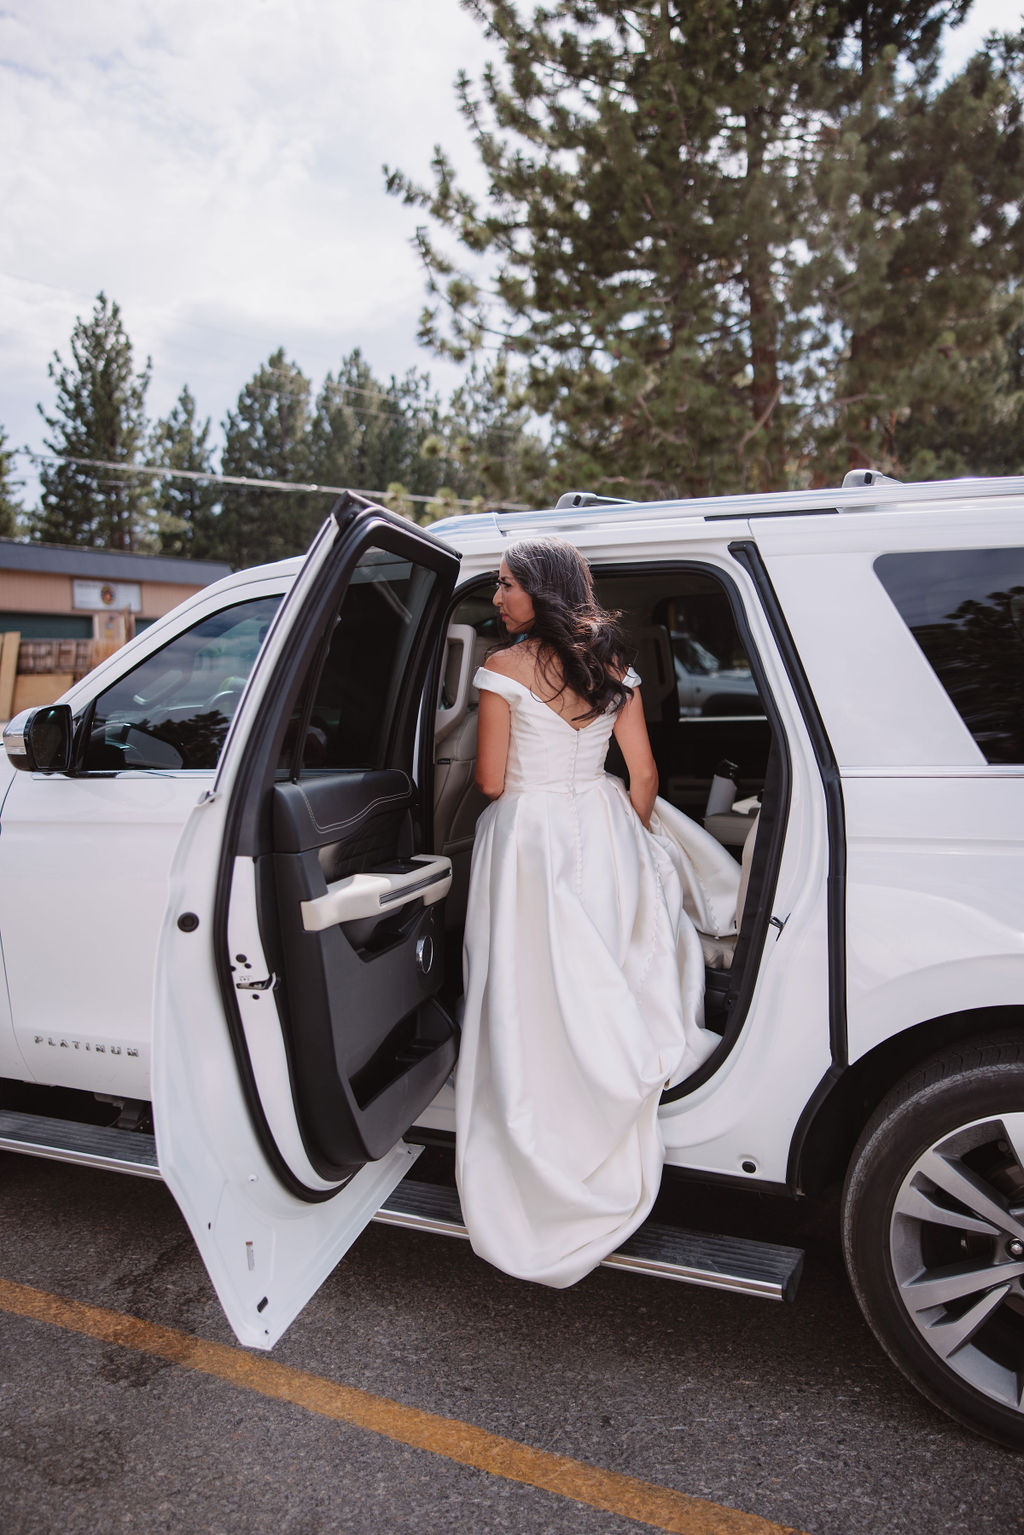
[841,1036,1024,1448]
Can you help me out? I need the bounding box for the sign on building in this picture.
[72,580,142,613]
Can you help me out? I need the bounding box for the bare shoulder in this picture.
[482,648,517,676]
[484,642,539,682]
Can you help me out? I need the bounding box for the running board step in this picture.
[0,1110,160,1179]
[374,1179,804,1303]
[0,1115,804,1303]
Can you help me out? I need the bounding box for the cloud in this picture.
[0,0,491,472]
[1,0,1019,497]
[941,0,1023,73]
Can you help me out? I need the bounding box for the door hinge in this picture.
[769,914,788,936]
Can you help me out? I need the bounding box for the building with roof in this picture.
[0,540,232,718]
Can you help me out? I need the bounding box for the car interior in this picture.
[432,565,785,1060]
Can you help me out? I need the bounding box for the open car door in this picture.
[152,496,462,1348]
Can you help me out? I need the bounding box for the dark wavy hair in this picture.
[500,536,631,720]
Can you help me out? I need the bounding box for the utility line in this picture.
[230,376,529,442]
[16,449,532,512]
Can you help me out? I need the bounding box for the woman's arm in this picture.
[474,687,511,799]
[612,686,659,828]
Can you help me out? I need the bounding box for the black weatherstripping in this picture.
[332,489,372,535]
[705,506,842,523]
[786,1063,847,1195]
[729,540,848,1075]
[208,513,347,1203]
[651,558,791,1102]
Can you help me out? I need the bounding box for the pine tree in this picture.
[435,361,548,508]
[386,1,1005,496]
[824,1,972,78]
[308,349,548,522]
[0,425,23,537]
[149,386,220,557]
[385,2,838,496]
[33,293,151,549]
[308,349,444,505]
[805,32,1024,479]
[217,350,320,567]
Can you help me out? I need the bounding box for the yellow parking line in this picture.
[0,1277,803,1535]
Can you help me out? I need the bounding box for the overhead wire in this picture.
[15,448,533,512]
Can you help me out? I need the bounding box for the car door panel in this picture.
[270,772,456,1171]
[153,499,462,1347]
[272,768,414,870]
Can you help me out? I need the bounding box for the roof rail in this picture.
[553,491,637,510]
[475,474,1024,538]
[841,469,900,489]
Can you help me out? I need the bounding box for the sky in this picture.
[0,0,1020,504]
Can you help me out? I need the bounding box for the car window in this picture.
[284,547,441,774]
[673,635,718,676]
[874,548,1024,764]
[650,579,760,719]
[82,595,282,771]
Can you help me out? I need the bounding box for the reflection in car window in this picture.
[673,636,717,675]
[82,596,282,771]
[874,548,1024,764]
[285,548,439,774]
[643,577,760,720]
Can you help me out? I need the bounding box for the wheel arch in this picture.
[790,1004,1024,1195]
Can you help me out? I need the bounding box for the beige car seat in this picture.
[700,810,760,971]
[632,625,677,722]
[434,624,491,926]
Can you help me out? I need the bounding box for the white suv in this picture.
[2,472,1023,1449]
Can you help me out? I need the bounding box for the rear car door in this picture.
[152,497,461,1347]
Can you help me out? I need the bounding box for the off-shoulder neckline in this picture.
[475,666,635,734]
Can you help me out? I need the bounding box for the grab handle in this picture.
[300,854,453,933]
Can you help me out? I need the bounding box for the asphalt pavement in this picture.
[0,1148,1020,1535]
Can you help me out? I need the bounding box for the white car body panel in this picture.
[754,502,1024,1071]
[844,773,1024,1061]
[0,770,207,1092]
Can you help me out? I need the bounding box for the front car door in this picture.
[0,580,283,1092]
[153,497,461,1347]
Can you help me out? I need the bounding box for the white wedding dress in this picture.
[455,665,741,1288]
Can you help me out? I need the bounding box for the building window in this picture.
[0,612,93,640]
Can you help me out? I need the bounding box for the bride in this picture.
[455,536,740,1288]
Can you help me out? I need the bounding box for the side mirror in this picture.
[3,705,74,773]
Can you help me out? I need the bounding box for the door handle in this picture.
[300,854,453,933]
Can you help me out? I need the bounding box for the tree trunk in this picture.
[744,110,784,490]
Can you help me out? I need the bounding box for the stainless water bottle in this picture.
[706,758,739,816]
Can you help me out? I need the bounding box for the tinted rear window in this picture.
[874,548,1024,764]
